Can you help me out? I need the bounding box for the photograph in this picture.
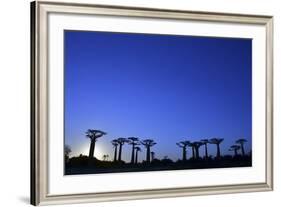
[64,30,252,175]
[30,2,273,205]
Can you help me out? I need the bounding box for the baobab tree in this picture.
[86,129,107,159]
[141,139,156,163]
[200,139,209,159]
[116,138,128,162]
[135,146,141,164]
[151,151,155,161]
[193,141,203,159]
[236,138,247,156]
[111,139,119,162]
[176,141,190,161]
[229,145,241,156]
[127,137,139,164]
[102,154,109,161]
[187,142,196,159]
[209,138,224,159]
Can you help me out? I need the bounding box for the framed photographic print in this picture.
[31,0,273,205]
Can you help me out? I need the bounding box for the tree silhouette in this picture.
[64,145,71,163]
[200,139,209,159]
[209,138,224,159]
[151,151,155,161]
[141,139,156,163]
[187,142,196,159]
[193,141,203,159]
[64,145,71,157]
[135,146,141,164]
[111,139,119,162]
[236,138,247,156]
[127,137,140,164]
[176,141,190,161]
[102,154,109,161]
[229,145,241,156]
[116,138,128,162]
[86,129,107,159]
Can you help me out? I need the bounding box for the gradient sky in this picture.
[64,30,252,162]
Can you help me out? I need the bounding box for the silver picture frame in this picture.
[31,1,273,205]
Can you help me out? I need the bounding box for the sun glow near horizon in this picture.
[69,141,105,160]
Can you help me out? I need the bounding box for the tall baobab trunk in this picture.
[177,141,190,161]
[128,137,139,164]
[216,143,221,158]
[118,144,123,162]
[134,147,141,164]
[113,146,117,162]
[141,139,156,163]
[235,139,247,156]
[230,145,240,157]
[89,140,95,159]
[192,146,195,159]
[135,150,139,164]
[210,138,224,159]
[182,147,187,161]
[86,129,107,160]
[195,146,200,159]
[234,148,238,156]
[116,138,127,162]
[200,139,209,159]
[146,146,151,163]
[151,152,155,161]
[130,145,135,164]
[204,144,208,158]
[193,142,202,159]
[240,143,245,156]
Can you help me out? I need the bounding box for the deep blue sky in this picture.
[64,30,252,162]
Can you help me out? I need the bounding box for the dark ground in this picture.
[65,155,252,175]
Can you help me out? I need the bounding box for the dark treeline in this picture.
[65,129,251,175]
